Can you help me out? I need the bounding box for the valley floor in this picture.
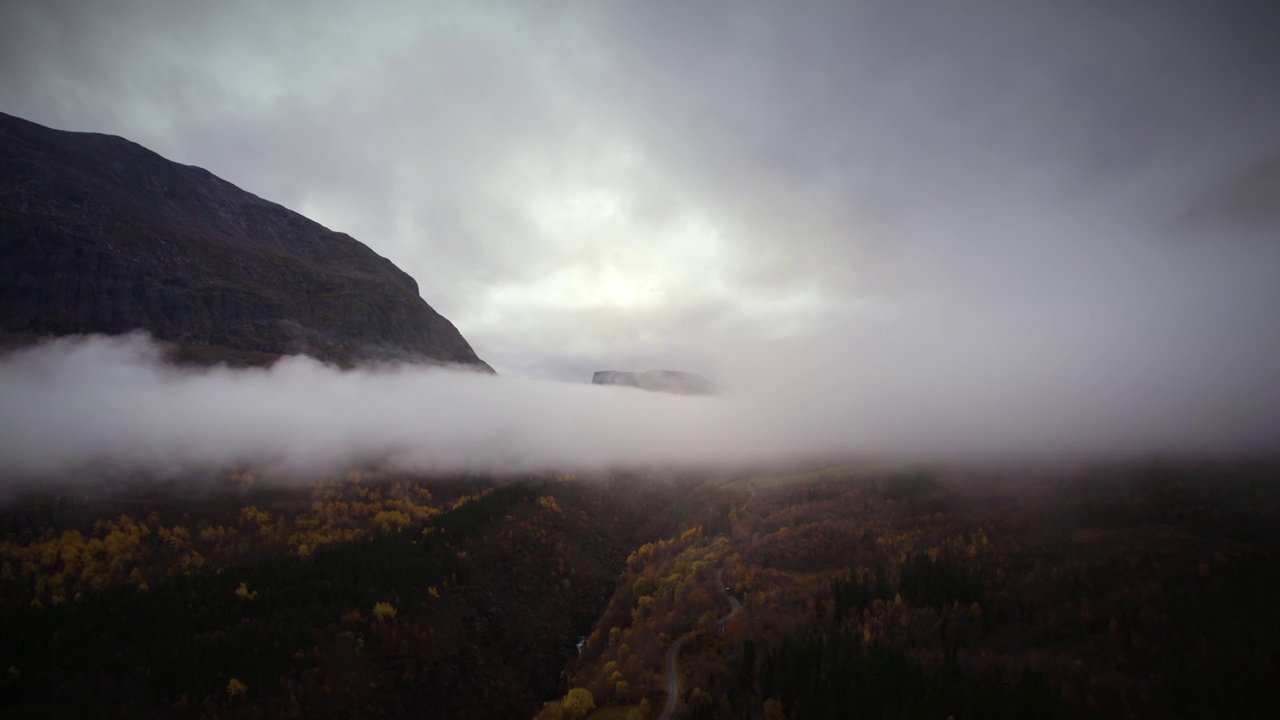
[3,461,1279,719]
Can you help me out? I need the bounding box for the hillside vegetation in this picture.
[551,463,1280,720]
[1,473,678,718]
[3,463,1279,719]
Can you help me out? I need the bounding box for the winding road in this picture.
[715,568,742,628]
[659,635,688,720]
[657,482,753,720]
[658,574,740,720]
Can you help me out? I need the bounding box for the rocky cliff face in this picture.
[591,369,714,395]
[0,112,491,370]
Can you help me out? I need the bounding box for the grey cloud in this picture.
[1,0,1278,459]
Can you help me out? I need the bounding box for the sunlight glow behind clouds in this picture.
[2,0,1279,385]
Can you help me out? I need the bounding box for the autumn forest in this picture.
[2,461,1278,719]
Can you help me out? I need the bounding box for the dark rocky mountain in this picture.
[0,112,492,370]
[591,369,714,395]
[1178,154,1280,238]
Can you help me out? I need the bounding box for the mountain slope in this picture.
[0,112,491,370]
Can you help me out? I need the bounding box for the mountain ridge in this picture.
[591,369,714,395]
[0,112,492,370]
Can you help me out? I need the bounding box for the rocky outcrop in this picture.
[0,112,492,370]
[591,369,714,395]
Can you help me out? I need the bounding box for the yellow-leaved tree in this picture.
[373,601,397,620]
[560,688,595,720]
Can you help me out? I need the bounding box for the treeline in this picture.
[831,552,980,621]
[0,483,538,717]
[583,464,1280,719]
[758,633,1065,720]
[0,474,451,605]
[1160,552,1280,719]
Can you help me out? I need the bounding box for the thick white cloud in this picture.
[2,1,1279,473]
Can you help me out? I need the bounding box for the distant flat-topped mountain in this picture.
[0,112,491,370]
[1178,154,1280,238]
[592,369,714,395]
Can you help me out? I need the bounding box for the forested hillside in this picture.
[0,473,679,718]
[546,463,1280,720]
[4,463,1279,719]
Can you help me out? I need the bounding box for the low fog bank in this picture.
[3,1,1279,488]
[3,201,1279,485]
[4,213,1280,491]
[0,334,723,481]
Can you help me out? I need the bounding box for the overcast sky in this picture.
[2,0,1279,381]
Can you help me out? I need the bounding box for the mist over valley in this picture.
[2,1,1279,718]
